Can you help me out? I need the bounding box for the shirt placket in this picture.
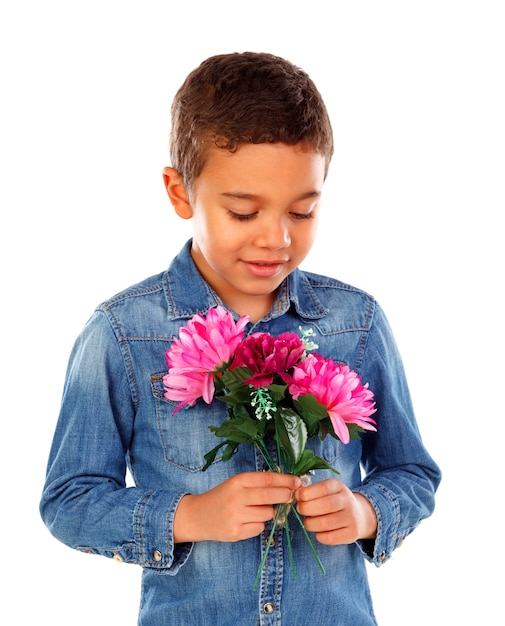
[255,437,285,625]
[258,519,284,625]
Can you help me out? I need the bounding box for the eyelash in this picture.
[291,212,315,221]
[228,212,255,221]
[228,211,314,222]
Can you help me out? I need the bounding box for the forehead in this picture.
[196,143,326,193]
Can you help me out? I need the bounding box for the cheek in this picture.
[197,221,238,261]
[295,223,318,252]
[193,214,224,245]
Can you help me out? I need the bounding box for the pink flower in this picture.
[163,306,249,413]
[231,331,305,388]
[284,354,377,444]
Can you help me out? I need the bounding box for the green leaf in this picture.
[274,408,307,471]
[216,367,256,406]
[347,423,366,438]
[221,366,253,391]
[202,441,228,471]
[221,441,239,462]
[209,415,261,443]
[322,419,366,443]
[267,383,287,402]
[202,440,240,471]
[292,449,340,476]
[216,389,252,405]
[293,395,329,436]
[229,403,254,421]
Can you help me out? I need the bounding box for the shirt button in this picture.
[263,603,275,614]
[152,549,163,562]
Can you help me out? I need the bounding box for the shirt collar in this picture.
[164,239,328,321]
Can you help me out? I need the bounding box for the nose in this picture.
[254,217,291,250]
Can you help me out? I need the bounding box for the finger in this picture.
[245,471,302,490]
[303,511,344,534]
[248,486,297,507]
[295,478,343,502]
[316,528,354,545]
[222,475,296,510]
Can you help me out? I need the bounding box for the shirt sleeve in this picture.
[352,301,442,566]
[39,309,193,573]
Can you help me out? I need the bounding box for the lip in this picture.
[242,260,286,278]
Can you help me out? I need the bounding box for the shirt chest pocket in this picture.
[150,373,362,481]
[150,373,233,472]
[306,435,363,486]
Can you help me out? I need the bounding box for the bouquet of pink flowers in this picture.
[163,305,377,585]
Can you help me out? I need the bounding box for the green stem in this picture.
[254,440,276,472]
[253,503,284,590]
[253,438,325,585]
[283,505,296,583]
[291,505,326,576]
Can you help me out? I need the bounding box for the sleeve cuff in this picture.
[133,490,194,573]
[353,484,408,567]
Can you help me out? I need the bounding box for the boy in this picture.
[40,52,441,625]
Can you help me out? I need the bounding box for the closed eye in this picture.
[290,211,315,220]
[227,211,257,221]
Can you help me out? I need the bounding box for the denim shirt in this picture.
[40,240,441,625]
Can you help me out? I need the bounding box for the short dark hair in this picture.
[170,52,334,192]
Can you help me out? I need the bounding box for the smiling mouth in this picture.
[248,257,288,265]
[254,261,281,265]
[243,260,286,277]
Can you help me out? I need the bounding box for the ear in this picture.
[162,167,193,219]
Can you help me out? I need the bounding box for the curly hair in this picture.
[170,52,334,192]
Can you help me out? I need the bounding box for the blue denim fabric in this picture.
[40,239,441,625]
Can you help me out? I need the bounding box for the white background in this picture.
[1,1,503,624]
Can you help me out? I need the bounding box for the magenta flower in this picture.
[163,306,249,413]
[163,312,379,585]
[230,331,306,388]
[284,354,377,444]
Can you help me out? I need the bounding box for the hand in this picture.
[294,478,377,545]
[174,472,302,543]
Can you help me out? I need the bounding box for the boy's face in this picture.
[169,142,326,320]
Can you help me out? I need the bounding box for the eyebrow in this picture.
[220,190,321,202]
